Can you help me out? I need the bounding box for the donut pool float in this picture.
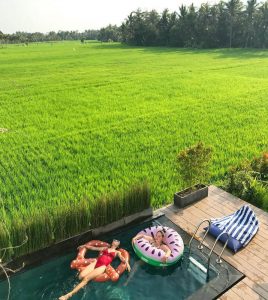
[70,240,130,282]
[132,226,184,267]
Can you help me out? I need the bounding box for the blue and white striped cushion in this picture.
[211,205,259,248]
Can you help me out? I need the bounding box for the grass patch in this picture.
[0,41,268,256]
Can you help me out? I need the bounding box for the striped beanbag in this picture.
[207,205,259,252]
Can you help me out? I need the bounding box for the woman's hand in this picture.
[132,234,143,244]
[126,261,131,272]
[59,292,72,300]
[77,244,85,250]
[160,245,171,263]
[161,255,168,263]
[118,252,131,272]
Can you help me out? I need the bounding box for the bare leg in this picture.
[79,259,97,280]
[59,266,106,300]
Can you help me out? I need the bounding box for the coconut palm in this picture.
[244,0,258,47]
[226,0,243,47]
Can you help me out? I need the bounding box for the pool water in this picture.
[0,217,225,300]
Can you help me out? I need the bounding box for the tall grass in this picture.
[1,42,268,213]
[0,182,151,260]
[123,181,151,216]
[0,41,268,257]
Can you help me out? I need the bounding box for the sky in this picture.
[0,0,217,34]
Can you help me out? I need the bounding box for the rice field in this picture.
[1,41,268,240]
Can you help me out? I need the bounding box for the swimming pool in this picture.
[0,215,244,300]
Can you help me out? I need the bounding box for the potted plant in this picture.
[174,142,212,208]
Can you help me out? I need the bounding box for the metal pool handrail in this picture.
[188,220,230,281]
[207,231,230,270]
[188,219,211,256]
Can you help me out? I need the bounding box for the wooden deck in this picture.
[157,185,268,300]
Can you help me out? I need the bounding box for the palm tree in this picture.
[258,1,268,48]
[244,0,258,47]
[158,9,171,45]
[226,0,243,47]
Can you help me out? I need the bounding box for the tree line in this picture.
[1,0,268,48]
[102,0,268,48]
[0,30,99,44]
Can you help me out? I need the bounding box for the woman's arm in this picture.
[160,245,172,263]
[132,234,144,242]
[117,251,131,272]
[77,244,108,251]
[87,245,108,251]
[132,234,153,243]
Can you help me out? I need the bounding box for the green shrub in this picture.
[224,152,268,211]
[225,170,253,198]
[244,179,267,208]
[263,193,268,211]
[251,152,268,180]
[176,142,213,189]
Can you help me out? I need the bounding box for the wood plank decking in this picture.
[157,185,268,300]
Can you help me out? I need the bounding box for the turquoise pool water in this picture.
[0,217,220,300]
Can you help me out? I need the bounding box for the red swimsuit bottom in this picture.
[95,249,116,268]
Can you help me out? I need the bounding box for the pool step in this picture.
[189,256,207,273]
[188,256,208,283]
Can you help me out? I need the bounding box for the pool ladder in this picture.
[188,219,230,275]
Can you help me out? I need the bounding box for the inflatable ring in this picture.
[70,240,130,282]
[133,226,184,267]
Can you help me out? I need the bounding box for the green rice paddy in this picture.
[1,41,268,225]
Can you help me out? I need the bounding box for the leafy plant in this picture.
[251,152,268,180]
[225,164,252,195]
[224,152,268,210]
[176,142,213,189]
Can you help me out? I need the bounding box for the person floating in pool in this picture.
[59,239,131,300]
[132,229,172,263]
